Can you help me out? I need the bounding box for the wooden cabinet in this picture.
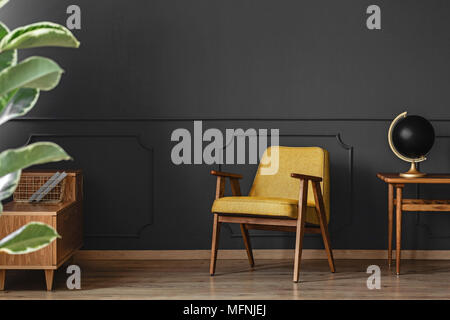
[0,170,83,290]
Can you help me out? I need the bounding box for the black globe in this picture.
[392,115,435,159]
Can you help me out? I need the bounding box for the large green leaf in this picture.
[0,22,17,72]
[0,222,60,254]
[0,170,20,213]
[0,56,63,96]
[0,88,39,125]
[0,142,71,177]
[0,88,17,113]
[0,0,9,10]
[0,170,20,201]
[0,22,80,52]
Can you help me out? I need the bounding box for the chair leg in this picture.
[318,218,335,273]
[240,224,254,268]
[293,180,308,283]
[210,213,221,276]
[312,181,335,273]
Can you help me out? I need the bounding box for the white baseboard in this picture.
[74,249,450,260]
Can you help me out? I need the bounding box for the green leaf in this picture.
[0,142,72,177]
[0,170,20,201]
[0,88,39,125]
[0,56,63,96]
[0,22,80,52]
[0,22,17,72]
[0,170,19,213]
[0,0,9,10]
[0,88,17,113]
[0,222,60,254]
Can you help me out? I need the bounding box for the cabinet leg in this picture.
[0,270,5,290]
[44,270,54,291]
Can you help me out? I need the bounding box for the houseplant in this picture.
[0,0,79,253]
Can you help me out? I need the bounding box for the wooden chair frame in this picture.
[209,170,335,282]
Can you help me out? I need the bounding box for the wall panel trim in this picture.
[10,117,450,122]
[27,133,155,239]
[222,133,354,238]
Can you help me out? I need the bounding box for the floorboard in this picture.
[0,259,448,299]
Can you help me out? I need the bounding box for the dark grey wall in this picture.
[1,0,450,250]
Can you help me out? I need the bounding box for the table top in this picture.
[377,173,450,184]
[2,201,75,216]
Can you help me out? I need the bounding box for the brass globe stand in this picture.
[401,161,426,178]
[388,111,427,178]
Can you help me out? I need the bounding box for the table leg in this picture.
[395,185,403,275]
[388,184,394,267]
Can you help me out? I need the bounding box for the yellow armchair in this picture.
[209,146,335,282]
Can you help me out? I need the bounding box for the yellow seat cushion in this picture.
[212,196,319,223]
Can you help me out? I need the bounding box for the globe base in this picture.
[400,162,426,178]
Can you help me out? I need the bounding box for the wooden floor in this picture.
[0,259,449,299]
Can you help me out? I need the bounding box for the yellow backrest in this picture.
[249,146,330,222]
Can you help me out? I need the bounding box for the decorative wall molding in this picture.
[27,134,155,239]
[219,133,354,239]
[413,135,450,239]
[10,118,449,249]
[10,117,450,122]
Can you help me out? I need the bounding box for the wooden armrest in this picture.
[211,170,242,198]
[210,170,243,179]
[291,173,322,182]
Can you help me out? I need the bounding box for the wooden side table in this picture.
[0,170,83,290]
[377,173,450,275]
